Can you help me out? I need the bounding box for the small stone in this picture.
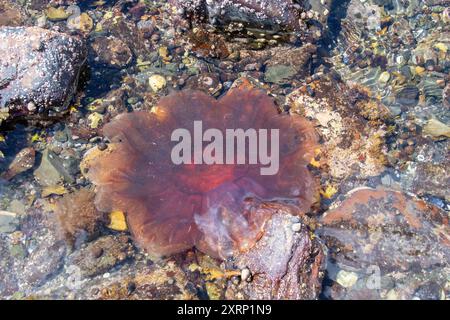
[1,147,35,180]
[88,112,103,129]
[241,268,252,282]
[415,66,426,75]
[108,210,128,231]
[36,15,47,28]
[149,74,167,92]
[158,46,171,61]
[7,200,26,216]
[41,185,68,197]
[336,270,358,288]
[381,174,394,187]
[97,142,108,151]
[27,102,36,112]
[434,43,447,53]
[264,65,297,84]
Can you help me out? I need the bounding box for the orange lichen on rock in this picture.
[84,84,318,258]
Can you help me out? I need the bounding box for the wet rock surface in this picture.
[0,27,86,123]
[288,73,390,180]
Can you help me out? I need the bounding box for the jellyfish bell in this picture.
[84,83,318,259]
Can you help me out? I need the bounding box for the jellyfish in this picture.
[84,82,318,258]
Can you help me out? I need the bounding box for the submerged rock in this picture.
[0,27,86,122]
[22,241,66,287]
[318,187,449,300]
[0,211,18,233]
[90,36,133,68]
[288,73,390,179]
[171,0,329,42]
[0,0,28,27]
[264,44,316,84]
[0,147,35,181]
[0,236,19,296]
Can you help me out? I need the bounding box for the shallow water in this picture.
[0,0,448,300]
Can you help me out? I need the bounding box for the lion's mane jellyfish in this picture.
[85,83,318,258]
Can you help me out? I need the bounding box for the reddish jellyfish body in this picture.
[85,84,318,258]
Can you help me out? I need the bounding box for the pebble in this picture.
[291,223,302,232]
[45,7,70,21]
[149,74,167,92]
[27,102,36,112]
[97,142,108,151]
